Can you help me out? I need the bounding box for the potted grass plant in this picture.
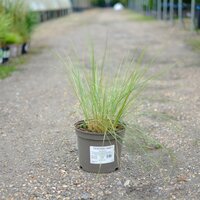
[1,0,39,55]
[0,0,23,60]
[4,0,28,55]
[59,46,156,173]
[0,0,38,64]
[21,11,39,54]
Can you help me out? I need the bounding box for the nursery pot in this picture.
[17,45,22,56]
[0,48,3,64]
[2,46,10,63]
[75,121,125,173]
[21,42,30,54]
[9,45,18,58]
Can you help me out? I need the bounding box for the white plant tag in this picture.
[90,145,115,164]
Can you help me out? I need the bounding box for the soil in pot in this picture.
[75,120,125,173]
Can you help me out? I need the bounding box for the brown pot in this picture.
[75,120,125,173]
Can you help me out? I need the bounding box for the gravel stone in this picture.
[0,9,200,200]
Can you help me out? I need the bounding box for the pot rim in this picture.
[74,120,125,136]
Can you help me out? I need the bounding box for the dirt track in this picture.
[0,9,200,199]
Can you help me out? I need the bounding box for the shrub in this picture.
[0,0,39,44]
[0,12,11,46]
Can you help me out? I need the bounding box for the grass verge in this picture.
[124,10,155,22]
[0,57,26,79]
[0,65,16,79]
[187,38,200,53]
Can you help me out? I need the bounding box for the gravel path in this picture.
[0,9,200,200]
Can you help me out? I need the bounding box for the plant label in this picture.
[90,145,115,164]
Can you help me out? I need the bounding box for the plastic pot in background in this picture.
[0,48,3,64]
[9,45,19,58]
[2,46,10,63]
[10,44,22,57]
[17,45,22,56]
[75,120,125,173]
[21,42,30,54]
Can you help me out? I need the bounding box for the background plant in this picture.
[0,0,39,44]
[0,12,12,46]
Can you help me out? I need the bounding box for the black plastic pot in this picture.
[75,120,125,173]
[2,46,10,63]
[21,42,29,54]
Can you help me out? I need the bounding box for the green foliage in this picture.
[59,46,151,133]
[0,12,11,46]
[4,32,23,45]
[0,0,39,43]
[0,55,26,79]
[0,65,16,79]
[4,0,29,41]
[91,0,106,7]
[25,12,39,35]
